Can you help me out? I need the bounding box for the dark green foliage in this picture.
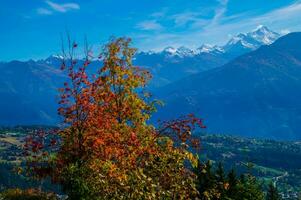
[216,162,225,183]
[226,168,238,197]
[196,161,265,200]
[196,160,217,199]
[266,182,281,200]
[235,175,265,200]
[60,163,93,200]
[199,134,301,194]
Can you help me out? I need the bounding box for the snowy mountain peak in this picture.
[163,47,177,54]
[47,54,63,60]
[253,25,275,34]
[162,46,195,57]
[197,44,214,53]
[140,26,282,58]
[196,44,225,54]
[253,25,268,31]
[227,34,247,45]
[225,25,280,51]
[176,46,195,57]
[249,25,280,45]
[42,54,64,65]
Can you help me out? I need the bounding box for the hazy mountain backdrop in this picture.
[155,32,301,140]
[2,26,301,140]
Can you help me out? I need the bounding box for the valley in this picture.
[0,127,300,198]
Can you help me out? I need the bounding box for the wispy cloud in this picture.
[37,1,80,15]
[171,12,204,27]
[249,1,301,25]
[36,8,53,15]
[133,1,301,51]
[150,9,167,18]
[210,0,228,26]
[199,1,301,37]
[136,20,163,31]
[45,1,80,13]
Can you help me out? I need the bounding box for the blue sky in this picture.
[1,0,301,61]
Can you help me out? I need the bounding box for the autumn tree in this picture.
[24,37,205,199]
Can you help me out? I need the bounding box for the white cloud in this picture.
[172,12,204,27]
[136,20,163,31]
[37,8,53,15]
[45,1,80,13]
[250,2,301,25]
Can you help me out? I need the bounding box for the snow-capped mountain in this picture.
[196,44,225,54]
[162,46,177,55]
[155,32,301,140]
[162,46,195,57]
[134,26,283,88]
[249,25,280,45]
[142,25,281,58]
[224,25,280,55]
[176,46,195,57]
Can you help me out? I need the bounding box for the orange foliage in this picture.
[24,37,206,199]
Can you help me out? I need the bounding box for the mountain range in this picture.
[154,32,301,140]
[135,25,280,87]
[2,26,301,140]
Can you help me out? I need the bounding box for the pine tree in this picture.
[228,169,238,188]
[225,168,238,198]
[266,182,281,200]
[196,160,221,200]
[215,162,226,199]
[236,175,265,200]
[196,160,212,194]
[216,162,225,183]
[240,173,246,184]
[195,161,265,200]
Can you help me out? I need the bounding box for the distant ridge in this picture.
[135,26,282,87]
[155,32,301,140]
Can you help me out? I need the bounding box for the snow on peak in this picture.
[142,26,280,58]
[253,25,268,32]
[47,54,64,60]
[163,47,177,54]
[197,44,214,53]
[176,46,195,57]
[43,54,64,64]
[162,46,195,57]
[196,44,225,54]
[249,25,280,45]
[225,25,280,50]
